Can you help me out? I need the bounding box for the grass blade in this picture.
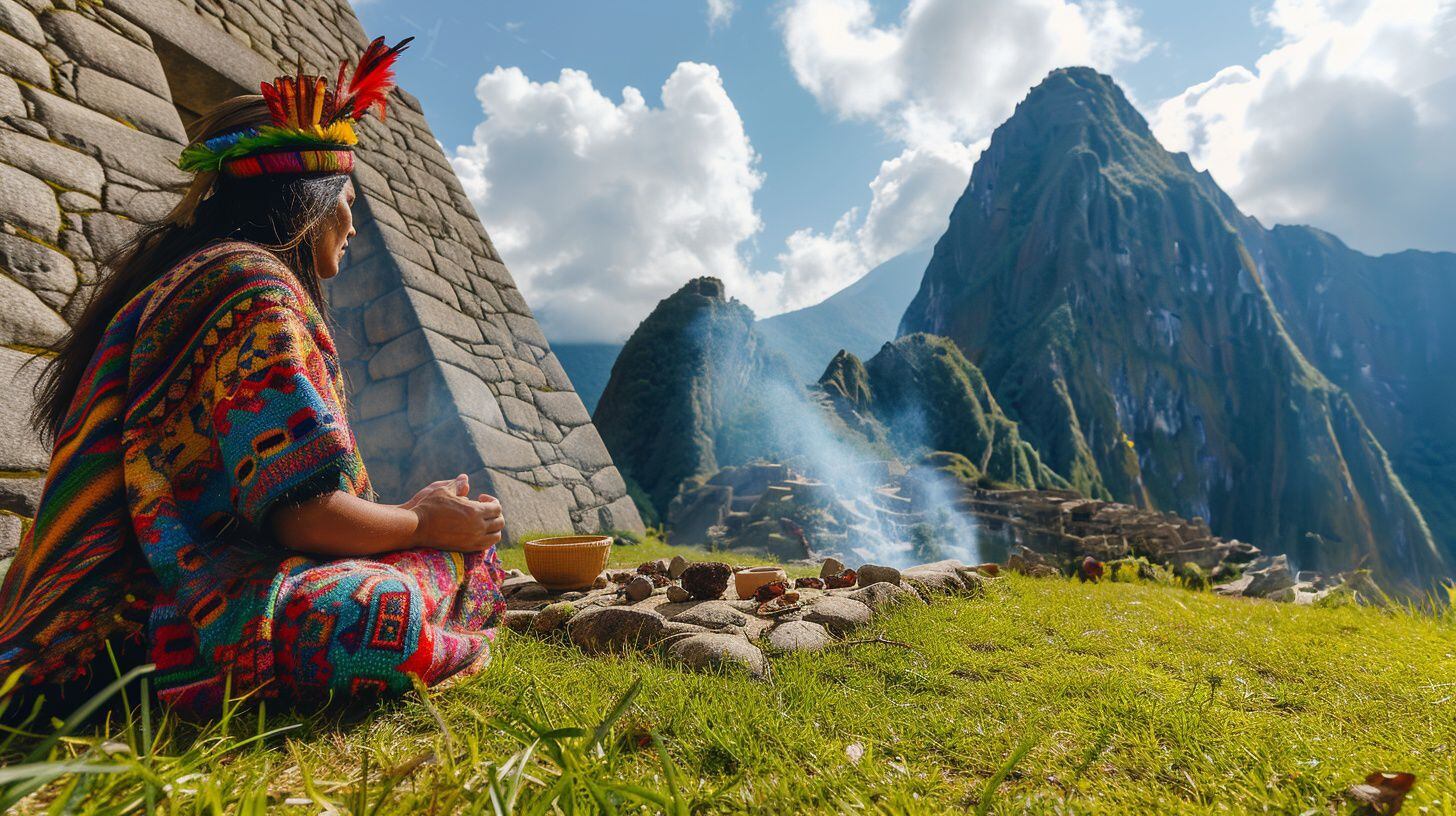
[975,733,1039,816]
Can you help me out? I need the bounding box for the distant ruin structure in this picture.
[0,0,642,559]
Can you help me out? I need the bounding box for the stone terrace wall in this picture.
[0,0,641,560]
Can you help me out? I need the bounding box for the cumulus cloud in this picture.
[706,0,737,30]
[1153,0,1456,254]
[452,63,781,342]
[774,0,1149,299]
[781,0,1150,148]
[776,139,981,297]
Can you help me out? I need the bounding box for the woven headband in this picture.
[178,36,412,179]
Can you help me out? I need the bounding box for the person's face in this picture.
[312,178,356,280]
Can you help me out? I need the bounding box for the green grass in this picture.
[4,543,1454,813]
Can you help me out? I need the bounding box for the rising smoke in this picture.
[698,309,981,568]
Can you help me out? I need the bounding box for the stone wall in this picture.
[0,0,641,560]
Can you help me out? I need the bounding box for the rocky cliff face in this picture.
[823,335,1066,491]
[1230,221,1456,561]
[594,278,792,517]
[899,67,1444,580]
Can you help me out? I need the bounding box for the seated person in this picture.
[0,39,507,717]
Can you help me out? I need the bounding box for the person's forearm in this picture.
[269,490,418,557]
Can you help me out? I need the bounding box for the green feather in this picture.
[176,127,353,173]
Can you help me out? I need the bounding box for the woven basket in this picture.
[523,535,613,590]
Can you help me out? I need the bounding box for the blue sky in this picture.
[352,0,1456,342]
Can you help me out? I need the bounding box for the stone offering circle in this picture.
[500,557,995,679]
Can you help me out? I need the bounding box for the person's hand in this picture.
[398,475,469,510]
[407,474,505,552]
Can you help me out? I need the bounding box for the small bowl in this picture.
[734,566,788,600]
[523,535,612,591]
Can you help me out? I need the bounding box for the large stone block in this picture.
[0,231,76,302]
[362,286,413,345]
[0,131,105,197]
[0,74,21,116]
[353,411,413,458]
[560,424,614,471]
[0,28,49,87]
[598,495,644,534]
[0,347,49,470]
[535,390,591,428]
[0,0,43,46]
[73,66,186,141]
[352,374,404,420]
[104,184,177,223]
[0,512,21,560]
[0,274,66,347]
[461,419,540,472]
[41,10,170,98]
[406,289,483,343]
[589,466,629,503]
[406,361,506,431]
[82,211,141,259]
[0,162,60,240]
[0,474,42,516]
[27,86,187,189]
[498,394,542,435]
[476,467,575,541]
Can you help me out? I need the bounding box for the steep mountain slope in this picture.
[899,67,1443,579]
[1214,206,1456,557]
[553,343,623,413]
[593,278,793,516]
[758,249,933,384]
[820,336,1067,490]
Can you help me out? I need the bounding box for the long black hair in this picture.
[32,95,350,441]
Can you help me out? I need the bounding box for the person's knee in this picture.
[356,573,427,654]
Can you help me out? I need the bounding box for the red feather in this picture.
[260,80,285,126]
[331,36,413,123]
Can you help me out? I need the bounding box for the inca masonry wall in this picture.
[0,0,642,560]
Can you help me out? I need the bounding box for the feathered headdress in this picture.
[178,36,413,178]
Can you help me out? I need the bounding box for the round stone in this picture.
[625,575,654,603]
[802,596,873,636]
[668,601,748,630]
[765,620,834,652]
[567,606,666,654]
[667,633,769,679]
[668,554,689,579]
[531,601,578,634]
[857,564,902,587]
[666,585,692,603]
[502,610,538,634]
[903,564,971,595]
[846,581,920,613]
[818,557,846,579]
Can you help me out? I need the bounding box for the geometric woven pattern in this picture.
[0,242,504,715]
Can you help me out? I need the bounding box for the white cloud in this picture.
[706,0,737,30]
[1153,0,1456,254]
[774,0,1149,302]
[452,63,781,342]
[776,139,981,299]
[781,0,1150,149]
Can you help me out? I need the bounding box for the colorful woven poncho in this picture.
[0,242,505,714]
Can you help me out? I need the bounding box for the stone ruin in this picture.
[955,487,1261,572]
[668,460,1261,576]
[0,0,642,562]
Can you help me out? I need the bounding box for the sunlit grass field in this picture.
[4,538,1453,813]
